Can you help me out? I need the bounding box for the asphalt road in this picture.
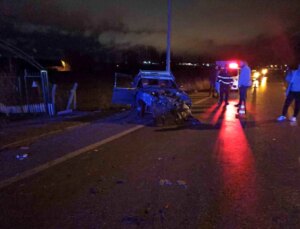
[1,71,300,228]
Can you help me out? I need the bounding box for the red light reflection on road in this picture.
[202,103,219,120]
[210,105,226,125]
[214,105,259,222]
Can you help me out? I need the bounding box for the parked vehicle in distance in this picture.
[251,68,268,87]
[112,70,192,120]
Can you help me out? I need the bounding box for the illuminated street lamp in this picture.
[61,60,66,68]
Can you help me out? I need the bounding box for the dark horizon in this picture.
[1,0,300,66]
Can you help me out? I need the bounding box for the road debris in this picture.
[89,187,99,195]
[191,119,201,125]
[144,206,151,215]
[158,204,170,222]
[159,179,172,186]
[159,179,188,189]
[16,153,28,160]
[98,176,106,182]
[116,180,126,184]
[177,180,188,189]
[121,216,145,225]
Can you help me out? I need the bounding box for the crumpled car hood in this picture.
[140,88,191,105]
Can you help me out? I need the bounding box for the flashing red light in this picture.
[229,62,239,69]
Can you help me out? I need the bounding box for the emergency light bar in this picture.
[229,62,239,69]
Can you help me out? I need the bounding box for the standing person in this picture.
[209,66,219,97]
[277,64,300,122]
[217,68,233,106]
[235,62,252,111]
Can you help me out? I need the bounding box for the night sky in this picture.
[1,0,300,61]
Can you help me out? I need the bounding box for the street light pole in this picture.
[166,0,171,72]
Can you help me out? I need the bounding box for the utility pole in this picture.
[166,0,171,72]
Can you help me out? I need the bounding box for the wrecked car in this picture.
[112,70,192,124]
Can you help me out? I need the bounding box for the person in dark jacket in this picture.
[217,69,233,106]
[209,66,219,97]
[277,64,300,122]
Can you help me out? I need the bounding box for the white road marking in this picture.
[0,122,90,150]
[193,97,211,105]
[0,96,209,189]
[0,124,144,189]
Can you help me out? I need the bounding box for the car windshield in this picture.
[138,78,177,89]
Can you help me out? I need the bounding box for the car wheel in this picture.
[137,100,146,117]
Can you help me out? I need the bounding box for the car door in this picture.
[111,73,136,105]
[111,87,136,105]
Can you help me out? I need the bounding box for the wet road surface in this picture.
[0,72,300,228]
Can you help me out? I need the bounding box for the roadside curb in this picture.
[0,124,146,190]
[1,95,209,151]
[0,122,90,151]
[0,109,134,151]
[192,96,211,105]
